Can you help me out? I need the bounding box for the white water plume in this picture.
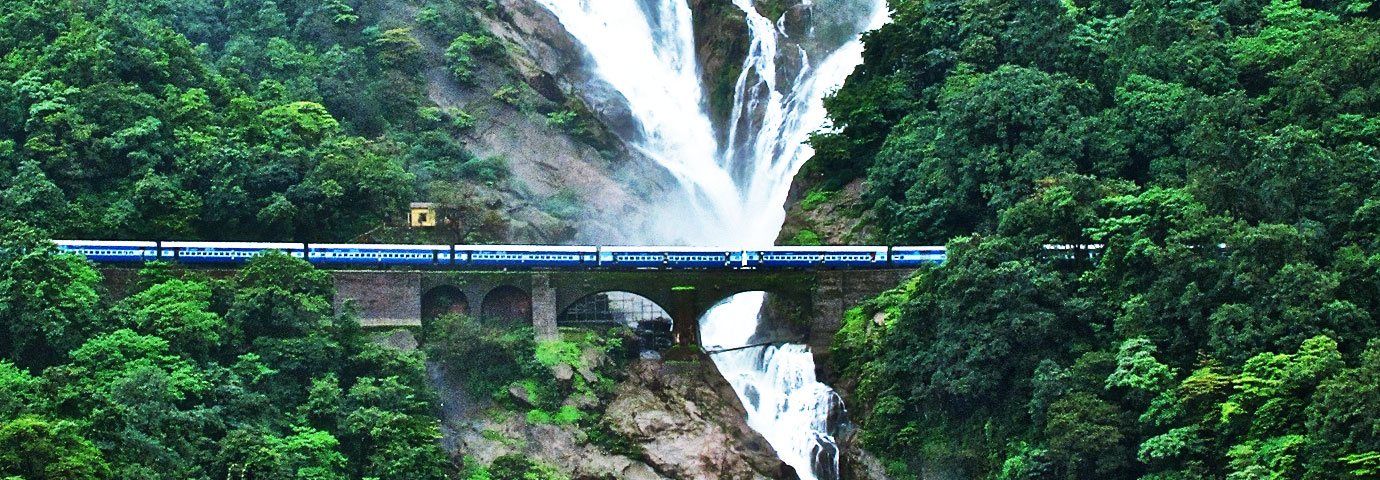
[533,0,739,243]
[700,292,848,479]
[534,1,889,478]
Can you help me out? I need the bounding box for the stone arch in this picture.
[561,290,673,352]
[697,290,809,351]
[481,285,532,326]
[421,285,469,321]
[559,291,671,329]
[691,288,784,325]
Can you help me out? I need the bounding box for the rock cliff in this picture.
[409,0,682,244]
[432,354,793,479]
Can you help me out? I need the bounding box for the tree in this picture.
[1106,337,1176,399]
[224,252,344,395]
[0,223,104,367]
[865,65,1101,243]
[220,427,348,480]
[0,161,72,234]
[0,415,110,479]
[116,279,223,359]
[0,361,39,419]
[374,28,423,72]
[1045,392,1130,477]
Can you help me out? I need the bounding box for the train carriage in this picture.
[160,241,306,263]
[53,240,159,262]
[455,245,598,268]
[599,246,743,269]
[748,246,889,268]
[308,244,453,265]
[888,246,946,266]
[50,240,960,269]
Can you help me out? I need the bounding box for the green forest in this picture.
[0,0,595,477]
[0,0,518,242]
[814,0,1380,478]
[0,225,448,478]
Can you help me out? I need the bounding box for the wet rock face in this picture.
[410,0,683,244]
[838,436,892,480]
[486,0,641,141]
[432,361,669,479]
[688,0,750,134]
[606,357,796,480]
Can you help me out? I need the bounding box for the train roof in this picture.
[600,246,738,253]
[891,245,947,251]
[452,245,599,253]
[751,246,889,252]
[161,241,306,249]
[309,243,451,250]
[53,240,159,247]
[1041,244,1105,250]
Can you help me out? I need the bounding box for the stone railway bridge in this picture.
[103,268,914,353]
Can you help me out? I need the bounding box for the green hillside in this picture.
[817,0,1380,478]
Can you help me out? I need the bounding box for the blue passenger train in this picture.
[52,241,948,269]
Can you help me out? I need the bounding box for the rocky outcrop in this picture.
[606,357,793,479]
[394,0,686,244]
[431,360,669,479]
[431,354,793,480]
[777,177,877,245]
[689,0,750,134]
[839,436,892,480]
[482,0,640,138]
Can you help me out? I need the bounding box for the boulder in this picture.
[508,383,534,407]
[605,357,788,479]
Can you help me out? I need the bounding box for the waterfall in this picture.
[533,1,888,478]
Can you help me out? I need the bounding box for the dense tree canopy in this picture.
[0,0,507,242]
[822,0,1380,478]
[0,229,451,478]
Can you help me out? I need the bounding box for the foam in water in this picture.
[533,1,888,478]
[700,292,847,479]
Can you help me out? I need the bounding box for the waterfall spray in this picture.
[533,1,888,477]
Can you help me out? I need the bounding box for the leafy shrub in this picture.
[800,189,836,210]
[425,314,542,401]
[536,340,583,368]
[552,405,584,425]
[787,229,823,246]
[458,155,511,184]
[540,189,582,220]
[525,409,552,424]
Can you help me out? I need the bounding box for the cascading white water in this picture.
[533,1,888,478]
[699,292,849,479]
[532,0,738,243]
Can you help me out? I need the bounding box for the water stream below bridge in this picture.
[532,1,888,478]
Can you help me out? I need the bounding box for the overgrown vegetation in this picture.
[821,0,1380,478]
[0,225,450,478]
[426,316,644,471]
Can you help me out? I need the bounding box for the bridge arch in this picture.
[559,290,674,352]
[559,291,672,328]
[421,285,469,321]
[481,285,532,326]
